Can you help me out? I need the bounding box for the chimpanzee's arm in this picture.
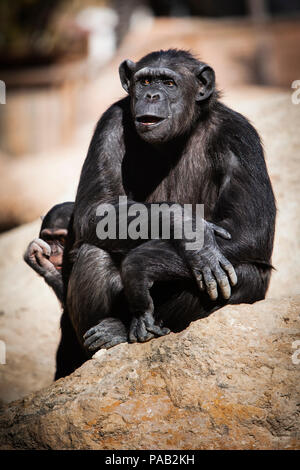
[184,115,276,299]
[213,118,276,265]
[73,102,126,244]
[43,270,64,304]
[24,238,64,303]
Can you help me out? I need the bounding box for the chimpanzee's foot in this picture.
[129,311,170,343]
[83,317,127,352]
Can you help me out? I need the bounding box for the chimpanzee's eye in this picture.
[141,78,151,86]
[164,79,175,87]
[58,236,66,246]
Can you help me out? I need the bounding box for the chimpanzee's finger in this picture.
[141,311,170,337]
[192,269,205,291]
[146,324,170,337]
[136,317,154,342]
[129,317,138,343]
[213,265,231,299]
[83,325,98,339]
[219,257,238,286]
[32,238,51,257]
[209,223,231,240]
[83,329,107,350]
[101,337,127,349]
[202,267,218,300]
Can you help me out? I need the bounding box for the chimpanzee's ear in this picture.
[119,59,136,93]
[195,63,215,101]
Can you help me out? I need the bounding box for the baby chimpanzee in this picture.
[24,202,74,303]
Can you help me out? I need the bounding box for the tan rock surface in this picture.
[0,296,299,450]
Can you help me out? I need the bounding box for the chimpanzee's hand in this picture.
[129,311,170,343]
[24,238,56,275]
[83,317,128,351]
[186,221,237,300]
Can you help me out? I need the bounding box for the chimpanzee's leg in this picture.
[67,243,129,354]
[121,240,271,335]
[67,241,270,355]
[120,240,195,339]
[55,307,87,380]
[152,263,271,332]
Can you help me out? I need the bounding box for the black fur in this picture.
[40,202,74,233]
[57,49,276,378]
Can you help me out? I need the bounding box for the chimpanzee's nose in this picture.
[145,92,161,102]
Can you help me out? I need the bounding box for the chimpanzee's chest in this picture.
[122,146,220,216]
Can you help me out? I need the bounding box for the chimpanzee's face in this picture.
[40,228,67,270]
[131,67,195,143]
[119,55,215,145]
[39,202,73,270]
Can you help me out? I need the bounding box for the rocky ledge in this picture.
[0,296,299,450]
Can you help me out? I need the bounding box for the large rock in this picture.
[0,296,299,450]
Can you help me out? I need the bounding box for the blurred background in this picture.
[0,1,300,404]
[0,0,300,231]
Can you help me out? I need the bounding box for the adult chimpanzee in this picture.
[63,49,275,365]
[24,202,74,303]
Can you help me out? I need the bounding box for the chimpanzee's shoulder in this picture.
[215,101,261,142]
[100,97,131,123]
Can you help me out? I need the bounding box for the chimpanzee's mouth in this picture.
[136,115,165,126]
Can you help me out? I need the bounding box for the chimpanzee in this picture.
[62,49,275,371]
[24,202,74,303]
[24,202,88,378]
